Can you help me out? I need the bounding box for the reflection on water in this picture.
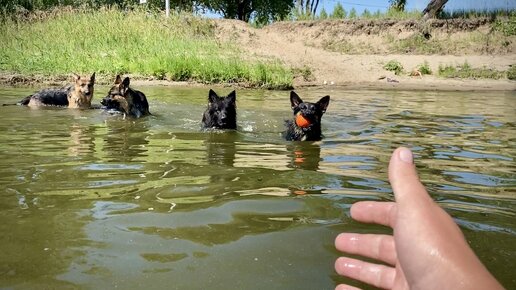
[0,86,514,289]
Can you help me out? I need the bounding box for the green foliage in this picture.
[438,62,506,80]
[383,60,404,75]
[507,65,516,80]
[439,9,514,20]
[0,8,293,89]
[389,0,406,12]
[494,12,516,36]
[291,66,313,81]
[418,61,432,75]
[0,0,193,13]
[199,0,293,24]
[393,33,443,54]
[331,3,346,19]
[362,9,371,19]
[385,8,421,19]
[349,7,357,19]
[319,7,328,20]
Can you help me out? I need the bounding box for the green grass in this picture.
[438,61,506,80]
[0,8,293,89]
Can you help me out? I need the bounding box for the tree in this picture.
[330,2,346,19]
[362,8,371,18]
[200,0,293,23]
[389,0,406,12]
[349,7,357,19]
[319,7,327,19]
[423,0,449,19]
[296,0,321,17]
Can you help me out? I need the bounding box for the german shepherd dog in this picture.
[16,73,95,109]
[202,89,237,130]
[101,75,150,118]
[284,91,330,141]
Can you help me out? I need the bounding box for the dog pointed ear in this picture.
[73,73,80,82]
[290,91,303,109]
[122,77,130,87]
[316,95,330,113]
[90,72,96,83]
[208,89,219,103]
[226,90,236,104]
[114,75,122,84]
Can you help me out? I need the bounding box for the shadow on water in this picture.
[0,87,514,289]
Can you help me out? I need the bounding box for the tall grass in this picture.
[0,8,293,89]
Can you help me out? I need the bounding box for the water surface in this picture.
[0,86,514,289]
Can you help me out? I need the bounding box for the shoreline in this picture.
[1,73,514,92]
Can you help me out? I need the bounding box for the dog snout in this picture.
[219,111,227,122]
[100,96,110,106]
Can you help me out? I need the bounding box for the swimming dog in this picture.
[202,89,237,130]
[16,73,95,108]
[284,91,330,141]
[101,75,150,118]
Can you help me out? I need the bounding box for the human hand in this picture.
[334,147,503,290]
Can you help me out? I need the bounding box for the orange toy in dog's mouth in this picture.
[295,112,311,128]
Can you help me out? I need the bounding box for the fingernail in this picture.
[399,147,413,164]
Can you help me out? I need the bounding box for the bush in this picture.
[383,60,404,75]
[507,65,516,80]
[418,61,432,75]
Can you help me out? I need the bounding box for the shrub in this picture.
[418,61,432,75]
[383,60,404,75]
[507,65,516,80]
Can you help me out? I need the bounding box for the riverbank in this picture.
[1,8,515,91]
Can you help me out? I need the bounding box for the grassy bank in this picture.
[0,8,293,89]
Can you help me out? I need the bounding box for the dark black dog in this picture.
[284,91,330,141]
[202,89,237,130]
[101,75,150,118]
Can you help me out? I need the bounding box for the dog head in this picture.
[69,72,95,108]
[202,89,237,129]
[101,75,133,115]
[290,91,330,129]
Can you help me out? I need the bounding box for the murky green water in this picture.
[0,86,514,289]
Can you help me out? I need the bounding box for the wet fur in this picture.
[284,91,330,141]
[17,73,95,108]
[101,75,150,118]
[202,89,237,130]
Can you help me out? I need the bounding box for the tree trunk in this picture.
[312,0,319,15]
[422,0,449,19]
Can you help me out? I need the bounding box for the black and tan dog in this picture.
[101,75,150,118]
[16,73,95,109]
[284,91,330,141]
[202,89,237,130]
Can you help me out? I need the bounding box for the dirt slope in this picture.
[213,19,516,91]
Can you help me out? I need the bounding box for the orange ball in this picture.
[295,113,311,128]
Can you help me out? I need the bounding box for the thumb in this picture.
[388,147,433,207]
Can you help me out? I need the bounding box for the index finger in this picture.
[350,201,396,228]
